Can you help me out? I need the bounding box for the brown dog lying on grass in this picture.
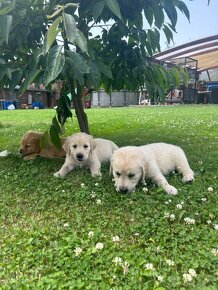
[19,131,66,160]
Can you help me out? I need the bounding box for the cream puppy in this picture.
[111,143,194,195]
[54,132,118,177]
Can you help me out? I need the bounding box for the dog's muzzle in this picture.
[119,186,129,194]
[76,153,84,161]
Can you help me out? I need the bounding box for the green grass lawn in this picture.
[0,105,217,289]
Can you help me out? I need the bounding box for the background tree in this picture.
[0,0,191,146]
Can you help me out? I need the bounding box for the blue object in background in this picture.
[32,102,44,109]
[2,101,15,110]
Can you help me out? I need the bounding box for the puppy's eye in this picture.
[115,172,121,177]
[128,173,135,179]
[72,144,77,149]
[84,144,88,148]
[25,145,30,148]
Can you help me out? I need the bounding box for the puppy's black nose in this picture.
[76,153,83,161]
[119,186,129,193]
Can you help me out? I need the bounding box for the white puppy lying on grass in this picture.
[110,143,194,195]
[54,132,118,178]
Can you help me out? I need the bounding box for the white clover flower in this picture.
[184,217,195,225]
[95,183,99,186]
[88,231,94,238]
[143,187,148,193]
[112,236,120,242]
[62,189,65,193]
[176,204,183,209]
[207,220,212,224]
[183,273,193,283]
[80,183,85,188]
[201,198,207,202]
[134,232,140,236]
[130,200,134,204]
[214,224,218,230]
[181,201,184,205]
[145,263,154,270]
[166,259,175,266]
[165,201,169,205]
[169,214,176,220]
[74,247,82,256]
[95,242,104,250]
[113,256,122,265]
[156,246,161,253]
[122,261,129,275]
[91,191,96,198]
[157,275,164,282]
[164,212,170,218]
[207,187,213,192]
[188,269,197,277]
[211,248,218,256]
[63,223,69,228]
[96,199,102,205]
[168,199,172,203]
[130,218,135,222]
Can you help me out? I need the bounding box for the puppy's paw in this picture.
[54,171,63,177]
[91,171,102,178]
[182,174,194,183]
[166,185,178,195]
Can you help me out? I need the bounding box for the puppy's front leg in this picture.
[54,162,74,177]
[152,171,178,195]
[90,157,102,177]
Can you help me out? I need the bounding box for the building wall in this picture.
[0,88,56,108]
[91,89,139,107]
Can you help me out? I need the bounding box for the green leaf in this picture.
[63,13,77,43]
[66,50,89,85]
[93,0,105,22]
[19,66,42,95]
[161,0,178,27]
[97,62,113,79]
[87,60,101,89]
[9,70,23,91]
[44,16,62,54]
[0,15,12,45]
[66,50,89,74]
[170,67,181,87]
[144,6,153,26]
[49,124,61,150]
[178,210,186,223]
[0,0,16,15]
[177,1,190,22]
[40,130,50,149]
[153,4,164,29]
[163,24,174,44]
[43,45,65,87]
[74,28,89,54]
[52,116,62,134]
[106,0,122,20]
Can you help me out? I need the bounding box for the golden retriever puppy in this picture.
[54,132,118,177]
[19,131,66,160]
[110,143,194,195]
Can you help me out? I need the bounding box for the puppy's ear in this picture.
[33,138,41,153]
[109,157,113,175]
[89,135,97,153]
[139,163,146,182]
[63,138,71,155]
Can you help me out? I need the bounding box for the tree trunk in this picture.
[69,81,90,134]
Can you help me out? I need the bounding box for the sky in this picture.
[160,0,218,50]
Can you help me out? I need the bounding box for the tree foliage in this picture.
[0,0,191,139]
